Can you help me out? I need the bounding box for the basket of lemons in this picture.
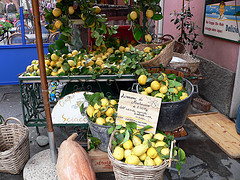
[107,122,186,180]
[81,92,118,152]
[135,72,198,131]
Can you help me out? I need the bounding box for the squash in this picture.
[56,133,96,180]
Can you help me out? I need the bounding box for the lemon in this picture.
[45,60,50,66]
[54,61,61,68]
[110,100,118,106]
[138,161,144,165]
[72,50,78,55]
[144,87,153,94]
[105,108,114,117]
[151,81,160,91]
[182,92,188,97]
[154,133,165,141]
[113,146,124,161]
[50,25,57,33]
[144,47,152,53]
[96,59,103,66]
[68,6,75,15]
[101,98,109,107]
[51,53,59,61]
[160,86,168,93]
[154,93,165,98]
[52,8,62,17]
[145,34,152,43]
[146,9,154,18]
[106,116,114,122]
[125,155,139,165]
[132,144,148,157]
[123,139,133,150]
[177,85,183,91]
[87,60,94,67]
[124,149,132,158]
[115,50,120,54]
[93,6,101,14]
[58,68,65,74]
[81,60,86,66]
[138,75,147,85]
[107,48,114,54]
[50,61,56,67]
[94,103,101,110]
[33,65,38,71]
[139,153,147,161]
[144,156,155,166]
[67,53,73,57]
[161,148,170,156]
[141,91,148,95]
[68,60,75,67]
[89,21,95,28]
[130,11,137,20]
[93,110,101,118]
[96,117,106,125]
[125,47,130,52]
[31,60,38,64]
[59,57,64,62]
[81,14,86,21]
[86,105,94,117]
[162,73,167,81]
[143,133,153,141]
[154,156,163,166]
[54,20,62,29]
[155,141,166,147]
[119,46,125,52]
[180,95,188,100]
[132,135,142,146]
[26,65,34,72]
[51,71,58,76]
[147,147,158,159]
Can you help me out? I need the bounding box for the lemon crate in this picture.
[18,74,136,128]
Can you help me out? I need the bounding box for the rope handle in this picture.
[168,140,176,168]
[4,117,24,126]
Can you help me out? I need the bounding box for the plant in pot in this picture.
[80,92,118,152]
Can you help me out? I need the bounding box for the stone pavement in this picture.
[0,85,240,180]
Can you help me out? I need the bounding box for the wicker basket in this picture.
[0,117,30,174]
[108,131,169,180]
[135,40,175,68]
[169,52,200,74]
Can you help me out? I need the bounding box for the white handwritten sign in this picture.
[116,90,162,134]
[52,91,92,124]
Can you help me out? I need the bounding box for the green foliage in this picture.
[170,1,203,56]
[0,20,13,35]
[0,115,4,124]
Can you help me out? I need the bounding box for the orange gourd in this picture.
[56,133,96,180]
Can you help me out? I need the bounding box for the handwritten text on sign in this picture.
[116,90,161,134]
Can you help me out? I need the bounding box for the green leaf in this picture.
[55,40,65,50]
[61,46,69,54]
[120,129,130,145]
[133,27,142,41]
[108,126,114,134]
[176,162,181,173]
[167,74,177,80]
[80,104,84,113]
[126,122,137,129]
[168,80,175,88]
[115,125,122,130]
[139,125,153,135]
[175,81,182,87]
[115,133,124,144]
[152,13,163,20]
[178,148,186,164]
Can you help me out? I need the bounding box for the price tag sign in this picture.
[116,90,162,134]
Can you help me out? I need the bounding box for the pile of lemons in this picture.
[138,73,189,101]
[113,130,170,166]
[86,97,118,126]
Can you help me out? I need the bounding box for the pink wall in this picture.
[163,0,239,72]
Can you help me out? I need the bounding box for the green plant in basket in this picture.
[80,92,118,126]
[137,73,189,102]
[109,122,186,172]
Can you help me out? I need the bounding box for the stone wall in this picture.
[197,56,235,117]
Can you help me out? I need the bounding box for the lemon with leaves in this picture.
[154,133,165,141]
[52,8,62,17]
[160,85,168,94]
[147,147,158,159]
[138,75,147,85]
[113,146,124,161]
[161,148,170,156]
[93,110,101,118]
[132,135,141,146]
[101,98,109,107]
[130,11,137,20]
[54,20,62,29]
[93,6,101,14]
[105,108,114,117]
[51,53,59,61]
[146,9,154,18]
[123,139,133,150]
[86,105,94,118]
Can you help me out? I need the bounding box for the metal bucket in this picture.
[88,119,111,152]
[135,78,198,131]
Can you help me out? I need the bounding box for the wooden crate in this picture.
[88,148,113,173]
